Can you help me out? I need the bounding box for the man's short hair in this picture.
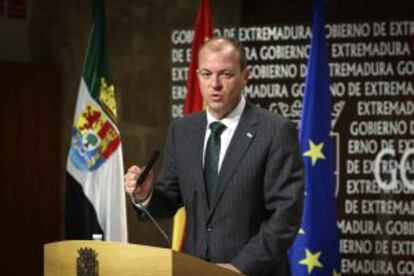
[198,36,247,70]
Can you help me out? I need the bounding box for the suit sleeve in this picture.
[135,122,183,219]
[231,121,304,275]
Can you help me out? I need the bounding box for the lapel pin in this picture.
[246,132,253,138]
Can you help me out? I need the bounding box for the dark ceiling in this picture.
[241,0,414,25]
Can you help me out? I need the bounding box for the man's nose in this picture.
[211,74,222,88]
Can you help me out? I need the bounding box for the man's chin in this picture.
[207,104,227,118]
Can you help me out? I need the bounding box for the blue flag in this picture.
[289,0,341,275]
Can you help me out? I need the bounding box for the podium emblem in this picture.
[77,247,98,276]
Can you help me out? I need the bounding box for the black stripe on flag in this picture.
[64,172,103,240]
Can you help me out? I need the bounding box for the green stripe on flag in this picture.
[82,0,117,120]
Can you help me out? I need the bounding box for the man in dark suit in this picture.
[124,37,304,275]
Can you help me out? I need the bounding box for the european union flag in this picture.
[289,0,341,275]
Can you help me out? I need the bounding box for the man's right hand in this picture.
[124,165,154,202]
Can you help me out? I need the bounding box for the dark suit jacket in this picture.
[139,102,304,276]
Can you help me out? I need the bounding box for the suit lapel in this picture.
[188,113,209,213]
[208,103,259,218]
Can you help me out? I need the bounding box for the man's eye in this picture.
[200,71,211,78]
[221,72,233,79]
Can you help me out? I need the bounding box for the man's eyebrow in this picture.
[198,67,212,72]
[199,68,233,72]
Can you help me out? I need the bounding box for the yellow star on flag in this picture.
[303,140,326,166]
[333,269,341,276]
[299,228,305,235]
[299,248,323,273]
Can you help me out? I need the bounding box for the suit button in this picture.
[206,225,212,232]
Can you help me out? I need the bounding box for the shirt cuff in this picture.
[133,189,153,208]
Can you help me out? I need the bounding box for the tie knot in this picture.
[209,121,226,136]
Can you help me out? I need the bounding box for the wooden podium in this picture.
[44,240,240,275]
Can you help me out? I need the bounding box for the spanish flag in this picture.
[172,0,213,251]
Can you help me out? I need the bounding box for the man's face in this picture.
[197,43,248,119]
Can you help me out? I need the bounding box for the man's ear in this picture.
[195,68,200,81]
[242,67,249,86]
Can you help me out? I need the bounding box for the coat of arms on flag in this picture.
[70,99,120,171]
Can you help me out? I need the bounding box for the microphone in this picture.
[139,203,171,247]
[133,150,170,246]
[134,149,160,189]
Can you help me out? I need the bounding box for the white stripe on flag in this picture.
[67,78,127,242]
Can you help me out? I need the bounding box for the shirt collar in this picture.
[206,97,246,131]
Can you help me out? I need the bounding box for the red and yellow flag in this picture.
[183,0,213,114]
[172,0,213,251]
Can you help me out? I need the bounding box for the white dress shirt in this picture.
[204,97,246,172]
[135,97,246,207]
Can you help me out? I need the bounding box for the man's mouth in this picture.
[211,93,222,100]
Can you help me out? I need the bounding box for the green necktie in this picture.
[204,121,226,206]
